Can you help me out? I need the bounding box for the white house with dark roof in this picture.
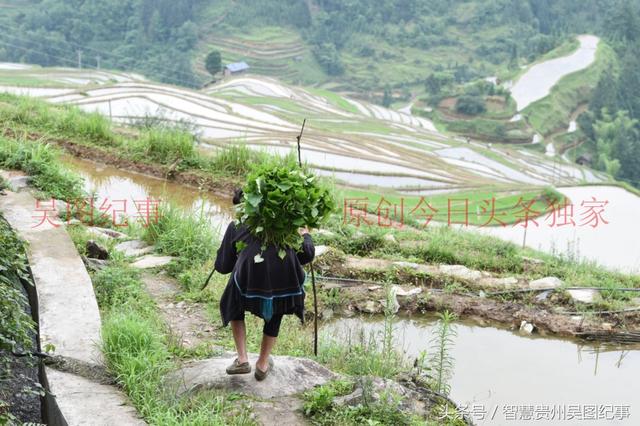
[223,62,250,77]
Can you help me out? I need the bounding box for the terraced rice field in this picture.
[195,26,326,85]
[0,64,608,192]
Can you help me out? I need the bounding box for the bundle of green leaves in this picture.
[237,162,335,255]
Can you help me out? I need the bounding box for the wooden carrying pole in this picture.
[296,119,319,356]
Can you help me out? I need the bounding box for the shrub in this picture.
[455,95,486,115]
[0,217,37,424]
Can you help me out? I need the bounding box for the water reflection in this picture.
[327,316,639,425]
[62,156,234,236]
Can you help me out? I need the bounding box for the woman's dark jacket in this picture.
[215,222,315,324]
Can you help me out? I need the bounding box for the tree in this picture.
[382,85,392,107]
[425,72,452,95]
[455,95,486,115]
[205,50,222,77]
[593,110,639,179]
[312,43,344,75]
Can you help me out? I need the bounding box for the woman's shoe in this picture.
[254,357,274,381]
[226,358,251,375]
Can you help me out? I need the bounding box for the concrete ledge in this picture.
[0,189,145,425]
[44,367,145,426]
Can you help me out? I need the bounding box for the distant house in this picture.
[576,153,593,166]
[223,62,249,77]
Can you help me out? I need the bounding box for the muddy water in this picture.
[328,316,639,425]
[62,156,234,235]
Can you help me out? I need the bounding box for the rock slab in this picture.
[115,240,155,257]
[170,355,338,399]
[529,276,563,290]
[131,255,175,269]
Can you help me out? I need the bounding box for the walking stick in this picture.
[296,119,319,356]
[201,267,215,291]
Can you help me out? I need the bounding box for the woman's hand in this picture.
[298,226,310,236]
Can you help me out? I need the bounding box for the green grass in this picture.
[0,216,38,424]
[131,128,197,165]
[302,379,426,426]
[306,87,359,114]
[141,203,220,271]
[0,94,114,143]
[337,185,564,227]
[207,144,272,176]
[0,93,279,183]
[0,74,62,86]
[314,213,640,308]
[94,261,255,425]
[523,41,618,136]
[0,135,84,200]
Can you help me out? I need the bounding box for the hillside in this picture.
[0,0,616,94]
[0,0,638,188]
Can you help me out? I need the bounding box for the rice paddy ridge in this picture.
[0,64,609,192]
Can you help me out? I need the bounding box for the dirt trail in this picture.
[141,272,218,350]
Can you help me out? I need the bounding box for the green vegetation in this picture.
[0,0,621,95]
[338,185,564,227]
[455,95,486,116]
[523,42,617,136]
[0,216,37,424]
[428,312,457,396]
[0,0,202,86]
[303,379,424,426]
[306,87,359,114]
[142,203,219,270]
[0,93,276,183]
[0,135,83,200]
[74,193,456,425]
[96,263,254,425]
[205,50,222,77]
[238,161,336,250]
[314,214,640,310]
[576,3,640,188]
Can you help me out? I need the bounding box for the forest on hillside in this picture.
[0,0,202,86]
[0,0,625,87]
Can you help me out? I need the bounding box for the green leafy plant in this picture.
[428,311,457,396]
[237,162,335,254]
[0,217,37,424]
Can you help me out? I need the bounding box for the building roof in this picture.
[225,62,250,73]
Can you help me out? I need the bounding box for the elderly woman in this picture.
[214,189,315,380]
